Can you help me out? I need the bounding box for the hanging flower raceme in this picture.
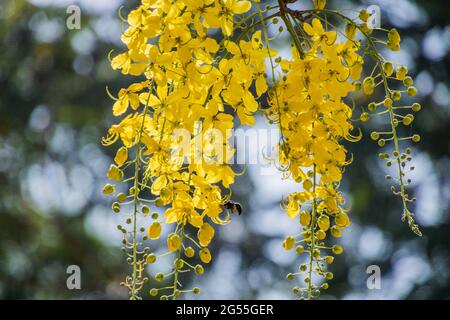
[265,16,362,299]
[102,0,271,300]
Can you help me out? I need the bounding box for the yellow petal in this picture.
[255,75,268,97]
[112,98,128,116]
[232,1,251,14]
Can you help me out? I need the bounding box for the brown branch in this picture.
[277,0,310,22]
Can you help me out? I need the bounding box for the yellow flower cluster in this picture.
[102,0,270,299]
[266,18,362,299]
[102,0,423,300]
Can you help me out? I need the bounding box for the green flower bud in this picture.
[155,272,164,282]
[407,86,417,96]
[102,184,115,195]
[195,265,204,275]
[332,245,343,255]
[112,202,121,213]
[149,288,158,296]
[117,193,127,202]
[412,103,421,112]
[383,61,394,76]
[370,132,380,141]
[368,102,377,111]
[360,112,370,122]
[146,253,157,264]
[403,76,414,86]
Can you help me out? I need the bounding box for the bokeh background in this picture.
[0,0,449,299]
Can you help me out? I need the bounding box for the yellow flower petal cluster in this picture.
[103,0,268,300]
[267,18,363,299]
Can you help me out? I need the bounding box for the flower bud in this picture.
[345,23,357,39]
[396,66,408,81]
[114,147,128,166]
[324,256,334,264]
[317,230,326,240]
[149,288,158,296]
[402,114,414,126]
[167,233,181,252]
[383,62,394,76]
[107,165,123,181]
[117,193,127,202]
[403,76,414,86]
[317,215,330,231]
[391,90,402,101]
[296,245,304,255]
[360,112,370,122]
[370,132,380,141]
[359,9,369,22]
[184,246,195,258]
[407,86,417,96]
[146,253,157,264]
[412,103,421,112]
[195,264,204,275]
[148,222,162,240]
[112,202,121,213]
[384,98,393,108]
[282,236,296,250]
[363,77,375,95]
[199,248,212,264]
[155,272,164,282]
[102,184,115,195]
[330,226,342,238]
[332,245,343,255]
[300,210,311,226]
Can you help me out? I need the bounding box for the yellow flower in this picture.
[303,18,337,46]
[204,0,252,36]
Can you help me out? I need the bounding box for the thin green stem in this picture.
[307,165,317,299]
[171,223,185,300]
[130,80,154,300]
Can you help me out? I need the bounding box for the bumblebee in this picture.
[223,200,242,215]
